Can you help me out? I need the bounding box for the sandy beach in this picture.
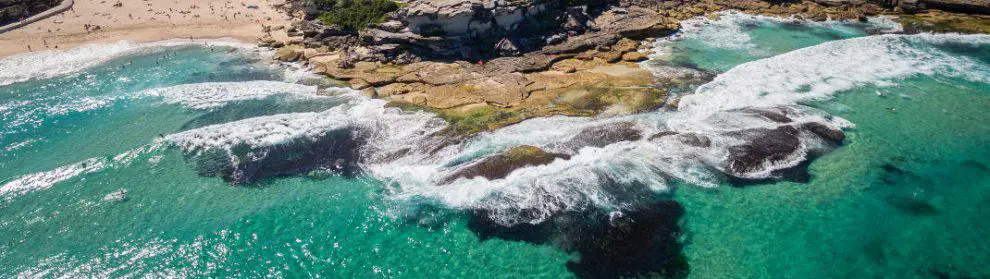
[0,0,293,58]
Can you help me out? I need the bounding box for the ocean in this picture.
[1,13,988,278]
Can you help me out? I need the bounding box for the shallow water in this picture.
[1,15,988,278]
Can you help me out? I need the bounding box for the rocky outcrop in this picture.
[811,0,990,13]
[468,201,688,278]
[0,0,60,26]
[284,0,686,64]
[903,0,990,14]
[725,125,804,176]
[715,107,847,180]
[565,121,643,149]
[192,128,363,184]
[443,145,570,182]
[277,0,990,66]
[303,47,666,134]
[270,0,990,137]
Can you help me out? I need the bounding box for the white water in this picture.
[136,81,321,110]
[5,27,989,226]
[677,33,990,120]
[0,144,163,201]
[662,11,903,55]
[0,39,262,87]
[165,92,449,163]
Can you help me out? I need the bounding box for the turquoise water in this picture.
[1,16,989,278]
[655,12,899,72]
[679,76,990,278]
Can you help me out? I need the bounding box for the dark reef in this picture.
[190,128,363,184]
[469,201,689,279]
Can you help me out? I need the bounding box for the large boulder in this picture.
[565,121,644,149]
[190,128,362,184]
[725,125,803,176]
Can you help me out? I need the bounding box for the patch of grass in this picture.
[315,0,401,30]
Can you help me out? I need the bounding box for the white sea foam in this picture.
[0,158,108,199]
[165,91,448,160]
[676,33,990,121]
[0,144,162,201]
[0,39,259,86]
[654,11,904,60]
[136,81,320,110]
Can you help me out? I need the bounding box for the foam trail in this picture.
[136,81,320,110]
[0,144,163,201]
[0,39,261,86]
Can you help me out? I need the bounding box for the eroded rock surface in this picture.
[443,145,571,182]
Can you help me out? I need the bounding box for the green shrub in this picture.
[315,0,400,30]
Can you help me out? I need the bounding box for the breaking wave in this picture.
[6,33,988,227]
[662,11,902,55]
[678,33,990,118]
[0,144,163,201]
[0,39,260,87]
[135,81,322,110]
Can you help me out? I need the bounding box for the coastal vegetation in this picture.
[314,0,401,30]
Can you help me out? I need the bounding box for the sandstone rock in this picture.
[466,73,534,107]
[349,78,371,90]
[565,121,643,149]
[443,145,571,183]
[613,38,640,53]
[377,82,425,97]
[621,52,648,62]
[595,51,624,63]
[398,62,484,85]
[483,54,570,74]
[543,33,622,55]
[361,72,398,86]
[423,85,485,109]
[914,0,990,14]
[276,46,304,62]
[308,55,342,74]
[812,0,866,7]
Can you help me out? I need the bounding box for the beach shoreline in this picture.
[0,0,292,58]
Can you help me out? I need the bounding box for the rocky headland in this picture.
[265,0,990,137]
